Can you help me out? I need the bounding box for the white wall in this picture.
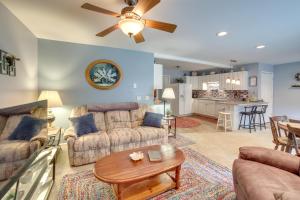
[0,3,38,108]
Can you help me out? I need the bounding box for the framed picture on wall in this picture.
[249,76,257,87]
[85,59,123,90]
[0,51,8,75]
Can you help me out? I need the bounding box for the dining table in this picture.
[277,121,300,153]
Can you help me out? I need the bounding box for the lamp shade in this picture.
[162,88,175,99]
[38,90,63,108]
[119,18,144,36]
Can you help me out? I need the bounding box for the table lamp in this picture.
[162,88,175,116]
[38,90,63,128]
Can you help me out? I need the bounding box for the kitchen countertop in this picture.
[193,98,268,106]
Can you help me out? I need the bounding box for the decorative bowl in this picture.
[129,151,144,161]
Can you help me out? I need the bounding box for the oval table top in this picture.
[94,144,185,184]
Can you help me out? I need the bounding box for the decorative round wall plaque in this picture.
[85,60,123,90]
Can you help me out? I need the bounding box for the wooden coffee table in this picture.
[94,144,185,200]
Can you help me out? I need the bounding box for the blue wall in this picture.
[273,62,300,119]
[0,3,38,108]
[38,39,154,127]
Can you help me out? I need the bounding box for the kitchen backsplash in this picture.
[192,90,249,101]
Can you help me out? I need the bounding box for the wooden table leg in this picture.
[285,133,293,153]
[175,165,181,189]
[117,184,122,200]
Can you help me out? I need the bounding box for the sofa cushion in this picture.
[73,131,110,152]
[134,127,167,141]
[88,102,139,112]
[0,115,7,135]
[70,113,98,137]
[90,112,106,131]
[8,116,46,141]
[0,140,31,163]
[130,104,151,128]
[105,111,131,130]
[233,159,300,200]
[108,128,140,146]
[142,112,163,128]
[0,114,28,140]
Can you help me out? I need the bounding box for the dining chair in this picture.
[270,116,289,151]
[273,116,288,137]
[289,119,300,124]
[287,124,300,156]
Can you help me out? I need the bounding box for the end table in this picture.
[47,127,62,147]
[163,115,177,138]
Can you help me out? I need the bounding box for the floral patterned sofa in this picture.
[0,109,48,181]
[64,103,168,166]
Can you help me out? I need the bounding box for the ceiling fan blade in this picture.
[81,3,120,17]
[134,32,145,43]
[96,24,119,37]
[145,19,177,33]
[133,0,160,16]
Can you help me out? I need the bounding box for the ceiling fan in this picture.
[81,0,177,43]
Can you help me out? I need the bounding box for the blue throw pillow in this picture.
[143,112,163,128]
[8,116,47,141]
[69,113,98,137]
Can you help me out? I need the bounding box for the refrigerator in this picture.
[169,83,192,116]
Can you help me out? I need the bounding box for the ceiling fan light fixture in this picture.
[118,18,145,36]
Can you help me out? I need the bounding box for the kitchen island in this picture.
[192,98,268,130]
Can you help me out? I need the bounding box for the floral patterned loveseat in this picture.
[0,107,48,181]
[64,102,168,166]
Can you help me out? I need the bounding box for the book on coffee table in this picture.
[148,150,162,162]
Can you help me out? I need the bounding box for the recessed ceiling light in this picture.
[216,31,228,37]
[256,45,266,49]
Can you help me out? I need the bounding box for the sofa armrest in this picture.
[30,128,48,146]
[239,146,300,175]
[64,127,77,140]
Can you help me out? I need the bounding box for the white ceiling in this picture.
[1,0,300,70]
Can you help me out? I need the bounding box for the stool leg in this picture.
[216,115,220,130]
[253,114,257,132]
[243,114,246,128]
[259,113,262,130]
[224,115,227,133]
[238,114,243,130]
[249,115,252,133]
[262,114,266,129]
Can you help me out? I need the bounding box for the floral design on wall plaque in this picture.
[85,60,123,90]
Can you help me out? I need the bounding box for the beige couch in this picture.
[64,103,168,166]
[0,113,48,181]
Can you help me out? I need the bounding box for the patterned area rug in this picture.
[58,147,235,200]
[172,117,201,128]
[168,134,195,147]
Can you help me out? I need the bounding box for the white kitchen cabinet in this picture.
[197,76,203,90]
[186,76,191,85]
[192,99,199,113]
[196,100,215,117]
[239,71,248,90]
[154,64,163,89]
[197,100,206,114]
[206,101,216,116]
[219,73,226,90]
[201,76,208,90]
[191,76,199,90]
[187,71,248,91]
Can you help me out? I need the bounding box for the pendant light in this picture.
[226,60,237,84]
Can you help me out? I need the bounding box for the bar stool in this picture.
[254,105,268,130]
[216,112,233,133]
[238,106,257,133]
